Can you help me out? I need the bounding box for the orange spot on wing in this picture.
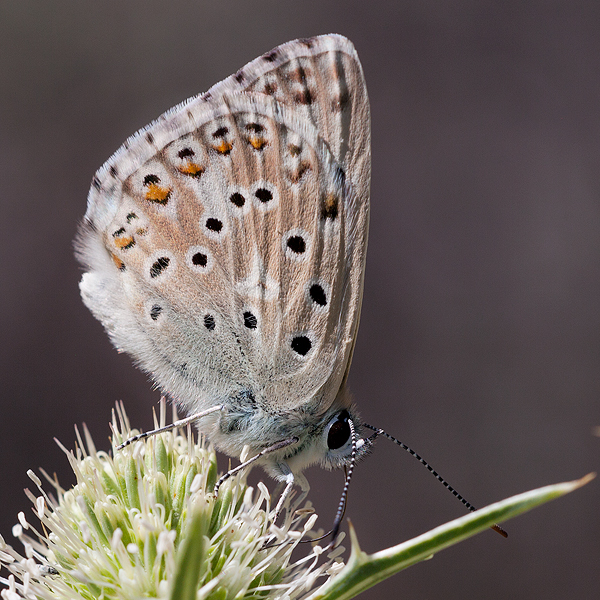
[114,235,135,249]
[247,136,268,150]
[144,183,172,204]
[321,193,339,219]
[111,253,126,270]
[177,162,205,177]
[212,140,233,155]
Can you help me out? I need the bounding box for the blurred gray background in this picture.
[1,1,598,598]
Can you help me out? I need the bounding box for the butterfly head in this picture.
[251,391,367,481]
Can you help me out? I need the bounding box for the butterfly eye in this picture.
[327,410,351,450]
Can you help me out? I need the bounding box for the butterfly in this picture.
[76,34,505,540]
[76,34,369,528]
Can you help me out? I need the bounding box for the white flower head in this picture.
[0,401,343,600]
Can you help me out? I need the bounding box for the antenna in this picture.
[362,423,508,538]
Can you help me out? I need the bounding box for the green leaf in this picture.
[309,474,594,600]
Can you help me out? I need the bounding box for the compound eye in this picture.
[327,410,351,450]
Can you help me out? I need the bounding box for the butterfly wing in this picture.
[204,34,371,209]
[77,35,370,454]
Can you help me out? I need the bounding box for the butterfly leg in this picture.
[273,470,294,522]
[115,404,224,450]
[271,466,310,524]
[213,437,299,496]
